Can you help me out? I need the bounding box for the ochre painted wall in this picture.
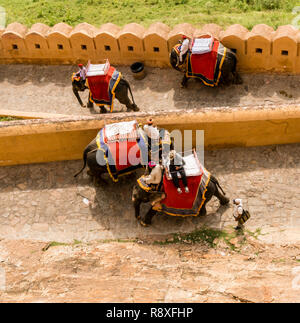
[0,106,299,167]
[2,22,300,72]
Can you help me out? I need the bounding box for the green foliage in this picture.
[156,227,238,249]
[0,0,298,29]
[0,116,20,121]
[156,227,263,251]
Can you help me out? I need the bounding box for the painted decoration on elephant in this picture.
[179,39,227,86]
[155,166,211,216]
[86,66,121,112]
[96,122,148,182]
[186,40,227,86]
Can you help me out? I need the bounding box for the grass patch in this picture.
[43,238,136,251]
[0,116,21,121]
[156,227,263,251]
[156,227,242,250]
[246,228,263,239]
[272,258,286,263]
[0,0,298,29]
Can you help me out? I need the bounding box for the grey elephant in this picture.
[74,124,173,184]
[169,38,242,88]
[132,161,229,226]
[72,72,139,113]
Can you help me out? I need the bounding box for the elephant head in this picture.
[72,73,86,92]
[169,44,187,73]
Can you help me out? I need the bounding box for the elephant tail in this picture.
[74,147,89,178]
[210,175,226,195]
[227,49,243,84]
[123,78,136,106]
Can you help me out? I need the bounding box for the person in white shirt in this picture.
[143,118,160,140]
[144,118,160,163]
[144,162,166,207]
[145,162,163,186]
[233,198,250,230]
[179,35,190,64]
[76,64,87,81]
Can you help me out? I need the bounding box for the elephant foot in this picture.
[199,207,207,217]
[140,220,149,227]
[93,177,101,187]
[131,104,140,112]
[126,104,139,112]
[234,73,243,85]
[100,107,107,114]
[220,197,230,205]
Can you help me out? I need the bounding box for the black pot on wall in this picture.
[130,62,146,80]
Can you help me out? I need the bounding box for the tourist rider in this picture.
[76,63,87,87]
[143,118,160,163]
[168,150,189,194]
[179,35,190,64]
[145,161,163,188]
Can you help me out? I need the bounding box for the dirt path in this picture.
[1,65,300,115]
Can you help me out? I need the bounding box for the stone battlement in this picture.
[0,22,300,72]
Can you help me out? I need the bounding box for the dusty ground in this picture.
[0,144,299,302]
[1,65,300,115]
[0,237,299,303]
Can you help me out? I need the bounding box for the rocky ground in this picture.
[0,236,299,303]
[1,65,300,115]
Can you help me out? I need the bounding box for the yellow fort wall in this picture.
[2,22,300,72]
[0,106,299,167]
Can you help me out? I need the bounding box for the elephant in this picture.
[132,171,230,226]
[72,73,139,113]
[169,40,243,88]
[74,138,108,184]
[74,126,173,184]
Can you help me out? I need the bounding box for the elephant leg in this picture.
[210,175,230,205]
[99,106,107,114]
[181,75,189,88]
[214,186,229,205]
[115,80,139,112]
[87,93,94,108]
[233,71,243,84]
[133,201,141,220]
[118,95,137,112]
[198,180,215,216]
[141,207,156,226]
[199,201,208,217]
[73,87,85,107]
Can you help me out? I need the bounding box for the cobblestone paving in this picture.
[0,143,299,244]
[2,65,300,115]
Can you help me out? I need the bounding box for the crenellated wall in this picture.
[1,22,300,72]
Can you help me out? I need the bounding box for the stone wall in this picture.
[1,22,300,72]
